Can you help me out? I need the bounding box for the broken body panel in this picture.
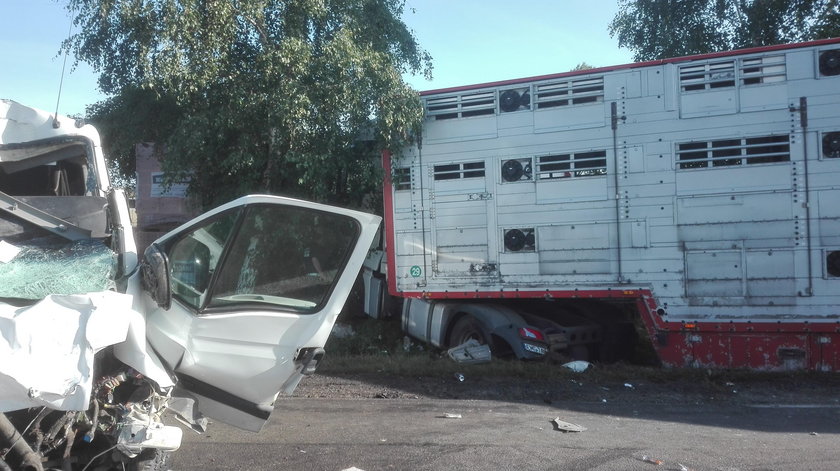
[0,99,380,468]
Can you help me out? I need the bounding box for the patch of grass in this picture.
[325,315,405,356]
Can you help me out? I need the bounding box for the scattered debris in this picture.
[601,399,607,403]
[438,413,462,419]
[331,323,355,339]
[676,463,691,471]
[624,383,634,389]
[447,339,492,364]
[810,432,819,436]
[454,373,465,382]
[561,360,591,372]
[374,390,399,399]
[637,455,664,465]
[552,418,586,432]
[341,467,366,471]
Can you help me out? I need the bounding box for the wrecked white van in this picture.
[0,99,380,470]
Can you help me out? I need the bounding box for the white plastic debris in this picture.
[0,240,21,263]
[561,360,591,372]
[331,323,355,338]
[624,383,634,389]
[341,468,366,471]
[447,339,491,364]
[439,413,462,419]
[552,418,586,432]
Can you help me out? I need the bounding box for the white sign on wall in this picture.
[151,172,190,198]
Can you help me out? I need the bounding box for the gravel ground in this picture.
[292,370,840,406]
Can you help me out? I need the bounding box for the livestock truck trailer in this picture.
[362,38,840,371]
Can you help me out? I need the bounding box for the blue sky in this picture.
[0,0,633,117]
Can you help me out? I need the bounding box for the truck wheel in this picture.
[448,316,490,348]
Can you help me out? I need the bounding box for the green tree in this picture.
[610,0,840,62]
[571,62,595,71]
[64,0,431,208]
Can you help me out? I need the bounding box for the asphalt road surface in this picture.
[172,375,840,471]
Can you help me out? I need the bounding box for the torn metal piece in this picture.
[552,418,586,432]
[447,339,491,364]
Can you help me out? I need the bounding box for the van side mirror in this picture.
[141,243,172,310]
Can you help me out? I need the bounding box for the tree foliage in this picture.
[610,0,840,62]
[65,0,431,208]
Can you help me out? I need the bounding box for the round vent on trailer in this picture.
[819,49,840,76]
[520,91,531,108]
[823,132,840,158]
[504,229,526,252]
[501,159,524,181]
[525,231,535,248]
[500,90,521,112]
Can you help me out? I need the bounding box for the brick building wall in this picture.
[134,143,198,251]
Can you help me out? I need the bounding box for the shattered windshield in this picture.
[0,239,115,300]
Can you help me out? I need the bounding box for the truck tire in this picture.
[448,315,490,349]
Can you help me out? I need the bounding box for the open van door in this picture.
[134,195,380,432]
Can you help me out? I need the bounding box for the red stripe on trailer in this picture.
[419,38,840,96]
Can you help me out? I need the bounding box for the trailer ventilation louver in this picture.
[827,251,840,277]
[739,55,786,85]
[433,161,485,180]
[680,60,736,91]
[819,49,840,76]
[823,132,840,158]
[536,151,607,179]
[393,167,412,190]
[425,91,496,120]
[504,228,535,252]
[534,77,604,109]
[499,88,531,113]
[677,135,790,169]
[501,159,533,182]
